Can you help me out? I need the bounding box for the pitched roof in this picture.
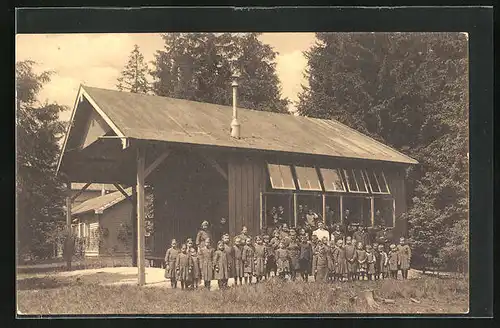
[72,188,132,216]
[71,183,118,191]
[80,86,418,165]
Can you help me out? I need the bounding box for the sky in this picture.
[15,33,317,121]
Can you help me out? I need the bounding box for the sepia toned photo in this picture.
[16,31,469,315]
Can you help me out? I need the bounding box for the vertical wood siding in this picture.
[385,167,408,239]
[228,156,265,237]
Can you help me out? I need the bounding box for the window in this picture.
[365,170,390,194]
[343,169,369,193]
[267,164,296,190]
[320,168,346,192]
[294,166,322,191]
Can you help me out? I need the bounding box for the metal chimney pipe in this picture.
[230,74,241,139]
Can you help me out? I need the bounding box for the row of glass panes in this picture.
[267,164,390,194]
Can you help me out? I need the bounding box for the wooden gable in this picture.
[80,109,112,150]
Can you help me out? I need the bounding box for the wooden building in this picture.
[71,188,133,261]
[57,83,417,285]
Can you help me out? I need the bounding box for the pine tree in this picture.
[298,32,468,271]
[151,33,289,113]
[117,44,150,94]
[16,60,68,260]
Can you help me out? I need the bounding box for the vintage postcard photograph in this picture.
[16,31,469,315]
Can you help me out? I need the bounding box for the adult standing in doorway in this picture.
[214,217,229,243]
[195,220,212,249]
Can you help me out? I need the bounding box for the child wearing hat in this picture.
[164,239,179,288]
[388,244,399,279]
[233,237,244,286]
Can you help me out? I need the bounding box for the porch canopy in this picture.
[57,85,418,285]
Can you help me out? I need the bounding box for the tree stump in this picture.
[351,290,380,309]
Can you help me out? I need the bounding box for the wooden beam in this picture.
[65,182,73,270]
[136,148,146,286]
[113,183,133,204]
[70,182,91,202]
[200,153,228,180]
[144,150,171,179]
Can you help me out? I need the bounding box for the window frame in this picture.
[343,169,369,194]
[294,165,323,191]
[319,168,346,192]
[364,169,391,195]
[266,163,297,190]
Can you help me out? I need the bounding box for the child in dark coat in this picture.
[199,238,214,290]
[222,234,234,281]
[263,235,276,279]
[298,235,312,282]
[254,236,267,282]
[365,245,376,281]
[377,244,389,279]
[287,235,301,282]
[233,237,244,286]
[214,241,230,289]
[176,244,193,290]
[344,236,357,281]
[334,239,347,282]
[164,239,179,288]
[388,244,399,279]
[356,241,367,281]
[242,237,255,284]
[312,236,330,283]
[190,247,201,289]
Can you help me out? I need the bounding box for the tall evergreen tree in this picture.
[16,60,68,260]
[117,44,150,94]
[151,33,289,113]
[298,32,468,271]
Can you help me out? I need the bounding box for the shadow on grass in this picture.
[17,277,73,291]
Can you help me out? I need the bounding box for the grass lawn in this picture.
[17,273,468,315]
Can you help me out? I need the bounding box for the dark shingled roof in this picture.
[82,86,418,165]
[72,188,132,215]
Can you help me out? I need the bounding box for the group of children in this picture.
[164,222,412,290]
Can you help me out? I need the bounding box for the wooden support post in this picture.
[65,182,72,270]
[259,191,263,231]
[131,187,137,267]
[370,197,375,227]
[339,196,343,225]
[136,148,146,286]
[392,198,396,228]
[293,193,298,227]
[322,194,326,224]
